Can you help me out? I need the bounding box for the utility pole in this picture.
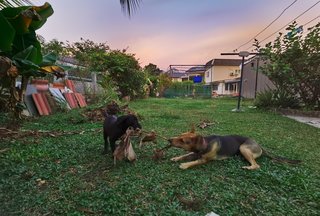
[254,57,260,98]
[221,51,258,112]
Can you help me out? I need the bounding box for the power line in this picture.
[235,0,298,51]
[302,15,320,26]
[246,0,320,50]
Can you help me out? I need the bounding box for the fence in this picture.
[164,83,212,98]
[63,73,103,96]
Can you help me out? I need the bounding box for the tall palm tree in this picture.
[0,0,142,16]
[120,0,141,17]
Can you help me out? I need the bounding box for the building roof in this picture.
[170,72,188,78]
[58,56,79,65]
[205,59,242,67]
[185,66,205,74]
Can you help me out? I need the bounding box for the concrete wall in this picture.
[241,58,275,99]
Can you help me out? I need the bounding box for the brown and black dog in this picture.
[168,127,301,170]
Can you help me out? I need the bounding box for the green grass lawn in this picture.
[1,98,320,215]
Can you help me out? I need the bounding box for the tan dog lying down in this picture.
[168,128,301,170]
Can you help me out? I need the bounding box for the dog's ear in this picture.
[190,124,195,134]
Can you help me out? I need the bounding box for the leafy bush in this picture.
[258,22,320,110]
[254,90,275,108]
[103,50,147,99]
[255,89,300,109]
[97,73,121,105]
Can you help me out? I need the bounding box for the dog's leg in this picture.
[179,158,207,169]
[109,139,117,153]
[171,152,197,162]
[239,143,262,170]
[102,135,109,155]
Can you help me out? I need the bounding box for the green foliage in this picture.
[66,38,109,71]
[255,89,300,109]
[103,50,146,98]
[0,3,63,119]
[158,73,172,96]
[41,38,68,56]
[144,63,162,76]
[143,63,163,97]
[259,22,320,110]
[97,72,120,105]
[1,98,320,215]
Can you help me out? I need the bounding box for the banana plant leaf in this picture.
[13,45,38,63]
[0,2,53,52]
[40,65,63,72]
[40,52,57,66]
[40,53,66,76]
[30,2,53,30]
[12,31,42,64]
[0,13,15,52]
[12,58,39,72]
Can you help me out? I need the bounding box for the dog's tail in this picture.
[262,148,302,165]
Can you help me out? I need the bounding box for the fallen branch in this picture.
[197,120,216,129]
[0,127,101,140]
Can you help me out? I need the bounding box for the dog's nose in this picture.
[168,138,173,143]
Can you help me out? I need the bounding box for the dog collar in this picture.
[199,137,210,154]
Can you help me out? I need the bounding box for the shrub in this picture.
[255,89,300,109]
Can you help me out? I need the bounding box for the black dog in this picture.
[103,114,141,154]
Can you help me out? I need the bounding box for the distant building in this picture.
[185,66,206,83]
[204,58,242,96]
[167,68,189,82]
[241,56,275,98]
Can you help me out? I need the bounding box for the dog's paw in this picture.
[242,165,260,170]
[170,157,180,162]
[179,163,189,170]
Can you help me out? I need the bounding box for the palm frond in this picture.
[119,0,141,17]
[0,0,33,9]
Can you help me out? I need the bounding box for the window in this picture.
[212,84,218,91]
[206,71,209,78]
[225,82,237,91]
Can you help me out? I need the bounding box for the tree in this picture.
[144,63,163,76]
[158,73,172,97]
[41,38,68,56]
[258,22,320,110]
[143,63,163,97]
[102,50,146,98]
[120,0,141,16]
[66,38,109,71]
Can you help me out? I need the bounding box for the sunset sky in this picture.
[36,0,320,70]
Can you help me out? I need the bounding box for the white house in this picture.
[204,59,242,96]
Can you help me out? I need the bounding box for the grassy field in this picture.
[1,98,320,215]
